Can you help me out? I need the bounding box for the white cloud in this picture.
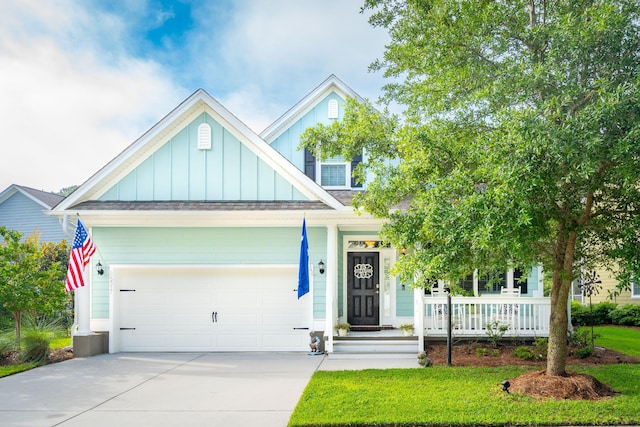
[0,1,185,192]
[0,0,393,192]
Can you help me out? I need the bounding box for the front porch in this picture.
[325,295,552,357]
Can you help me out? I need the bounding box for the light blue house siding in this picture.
[270,92,345,168]
[0,192,66,243]
[100,113,308,202]
[91,226,327,319]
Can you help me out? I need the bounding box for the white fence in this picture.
[422,296,551,338]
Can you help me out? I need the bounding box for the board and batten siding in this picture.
[0,192,66,243]
[100,113,308,202]
[270,92,345,170]
[90,226,327,319]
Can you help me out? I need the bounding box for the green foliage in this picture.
[569,328,599,348]
[571,301,617,326]
[610,304,640,326]
[0,227,70,347]
[485,321,509,347]
[303,0,640,375]
[533,337,548,358]
[513,346,536,360]
[19,332,50,364]
[574,345,595,359]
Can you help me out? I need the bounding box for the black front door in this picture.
[347,252,380,326]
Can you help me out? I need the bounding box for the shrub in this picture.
[610,304,640,326]
[19,332,50,364]
[476,347,489,356]
[571,301,617,326]
[513,346,536,360]
[485,320,509,347]
[533,337,548,359]
[574,345,594,359]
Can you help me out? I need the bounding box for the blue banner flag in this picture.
[298,218,309,299]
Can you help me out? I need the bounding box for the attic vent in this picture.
[197,123,212,150]
[328,99,339,119]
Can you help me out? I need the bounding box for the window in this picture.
[514,268,528,294]
[319,155,350,188]
[478,272,507,294]
[633,281,640,298]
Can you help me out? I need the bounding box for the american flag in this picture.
[65,219,97,292]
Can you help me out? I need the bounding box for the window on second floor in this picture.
[319,155,350,188]
[304,148,363,189]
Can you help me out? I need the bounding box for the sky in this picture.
[0,0,390,193]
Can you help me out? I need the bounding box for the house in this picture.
[572,268,640,305]
[51,75,551,357]
[0,184,66,243]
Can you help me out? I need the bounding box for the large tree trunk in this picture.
[546,230,577,376]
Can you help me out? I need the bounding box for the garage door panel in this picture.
[117,267,309,352]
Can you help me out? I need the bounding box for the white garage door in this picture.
[114,266,311,352]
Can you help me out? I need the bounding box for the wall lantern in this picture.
[318,260,325,275]
[96,261,104,276]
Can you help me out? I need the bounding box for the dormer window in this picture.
[319,155,350,188]
[328,99,339,119]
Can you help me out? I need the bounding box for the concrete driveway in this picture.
[0,352,325,427]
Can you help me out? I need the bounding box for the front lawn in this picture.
[290,326,640,426]
[290,364,640,426]
[593,325,640,358]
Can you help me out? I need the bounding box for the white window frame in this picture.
[316,157,351,189]
[632,281,640,298]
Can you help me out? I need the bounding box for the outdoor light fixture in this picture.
[96,261,104,276]
[318,260,325,274]
[501,380,511,393]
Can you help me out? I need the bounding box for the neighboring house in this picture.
[51,75,551,356]
[0,184,66,243]
[572,268,640,305]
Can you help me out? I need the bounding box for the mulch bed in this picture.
[424,341,639,400]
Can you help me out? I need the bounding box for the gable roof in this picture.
[260,74,364,143]
[54,88,346,212]
[0,184,64,209]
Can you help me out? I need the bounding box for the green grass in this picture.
[592,325,640,358]
[290,365,640,426]
[0,335,71,378]
[49,336,72,349]
[291,326,640,426]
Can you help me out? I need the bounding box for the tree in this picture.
[301,0,640,376]
[0,227,68,347]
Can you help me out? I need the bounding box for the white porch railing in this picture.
[422,296,551,338]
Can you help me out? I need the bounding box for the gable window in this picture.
[319,155,350,188]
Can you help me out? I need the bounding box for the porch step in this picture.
[330,338,419,359]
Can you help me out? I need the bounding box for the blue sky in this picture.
[0,0,389,192]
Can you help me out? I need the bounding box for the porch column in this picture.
[75,268,91,335]
[325,223,338,353]
[414,287,424,352]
